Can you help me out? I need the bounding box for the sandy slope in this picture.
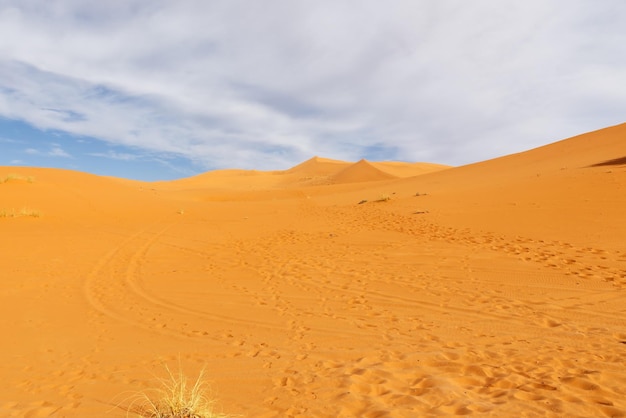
[0,123,625,417]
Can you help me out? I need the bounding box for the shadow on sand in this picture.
[589,156,626,167]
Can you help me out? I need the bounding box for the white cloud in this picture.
[49,146,71,158]
[24,145,71,158]
[0,136,21,143]
[88,150,139,161]
[0,0,625,170]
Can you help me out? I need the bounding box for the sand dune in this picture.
[286,156,352,177]
[369,161,451,178]
[1,123,625,417]
[331,159,398,184]
[152,156,450,193]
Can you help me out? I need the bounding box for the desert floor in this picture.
[1,124,625,417]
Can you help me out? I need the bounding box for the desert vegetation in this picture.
[1,174,34,183]
[127,366,231,418]
[0,207,41,218]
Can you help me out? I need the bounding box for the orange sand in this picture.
[1,124,625,417]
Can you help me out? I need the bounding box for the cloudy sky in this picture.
[0,1,624,180]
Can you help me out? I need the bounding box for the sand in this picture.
[0,123,625,417]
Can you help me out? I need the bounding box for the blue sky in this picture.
[0,1,625,181]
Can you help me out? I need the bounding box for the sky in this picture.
[0,1,625,181]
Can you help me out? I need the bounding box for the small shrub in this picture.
[1,174,34,184]
[375,195,391,202]
[20,208,41,217]
[0,208,41,218]
[128,365,231,418]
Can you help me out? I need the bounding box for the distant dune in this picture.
[285,155,351,177]
[1,123,625,417]
[370,161,451,177]
[151,155,451,192]
[331,159,398,183]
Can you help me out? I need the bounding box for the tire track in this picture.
[83,221,288,340]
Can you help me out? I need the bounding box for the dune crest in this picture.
[285,155,351,177]
[370,161,451,177]
[330,159,397,184]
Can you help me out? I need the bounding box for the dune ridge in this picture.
[330,159,397,184]
[285,156,352,177]
[0,123,625,417]
[149,156,450,193]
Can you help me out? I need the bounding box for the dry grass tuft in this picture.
[0,207,41,218]
[127,365,231,418]
[1,174,34,183]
